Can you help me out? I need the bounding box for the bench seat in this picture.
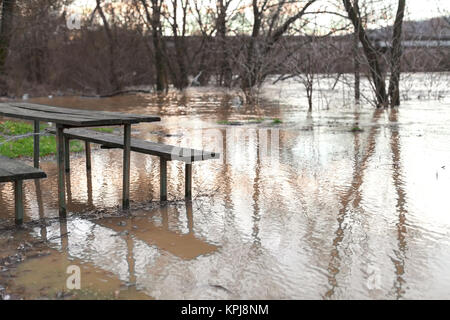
[0,156,47,224]
[48,128,220,201]
[55,128,219,162]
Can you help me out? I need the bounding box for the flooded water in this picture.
[1,73,450,299]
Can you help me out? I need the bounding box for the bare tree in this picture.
[95,0,121,92]
[352,2,360,102]
[342,0,388,107]
[216,0,234,87]
[387,0,405,106]
[138,0,169,92]
[0,0,15,74]
[164,0,190,90]
[239,0,317,96]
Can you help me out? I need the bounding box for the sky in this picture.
[71,0,448,27]
[73,0,448,19]
[405,0,447,20]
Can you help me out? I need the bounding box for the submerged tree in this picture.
[95,0,121,92]
[387,0,405,106]
[137,0,169,92]
[342,0,388,107]
[241,0,317,93]
[342,0,406,107]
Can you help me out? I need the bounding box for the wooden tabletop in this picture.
[0,102,161,127]
[0,155,47,182]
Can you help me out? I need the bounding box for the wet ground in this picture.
[1,74,450,299]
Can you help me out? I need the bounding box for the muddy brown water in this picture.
[1,76,450,299]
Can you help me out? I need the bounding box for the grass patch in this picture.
[218,118,266,125]
[0,121,47,136]
[216,120,243,125]
[272,118,282,124]
[350,126,364,132]
[91,127,115,133]
[248,118,265,124]
[0,121,84,159]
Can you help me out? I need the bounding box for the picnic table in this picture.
[0,102,160,216]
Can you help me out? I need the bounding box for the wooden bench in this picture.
[48,128,220,201]
[0,156,47,225]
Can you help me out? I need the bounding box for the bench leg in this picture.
[56,125,67,217]
[186,199,193,233]
[185,163,192,200]
[34,121,40,169]
[85,142,92,171]
[122,124,131,210]
[160,158,167,202]
[14,180,24,225]
[64,137,70,173]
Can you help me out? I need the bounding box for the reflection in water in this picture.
[1,78,450,299]
[389,108,408,299]
[34,179,47,241]
[325,109,383,299]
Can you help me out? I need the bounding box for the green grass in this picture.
[0,121,84,159]
[91,127,115,133]
[350,126,364,132]
[217,118,264,125]
[217,118,282,125]
[272,118,282,124]
[248,118,265,124]
[0,121,47,136]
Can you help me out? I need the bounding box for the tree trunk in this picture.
[353,26,360,103]
[148,0,168,92]
[171,0,189,90]
[217,0,232,87]
[96,0,120,92]
[0,0,15,74]
[241,2,262,93]
[343,0,388,107]
[388,0,406,107]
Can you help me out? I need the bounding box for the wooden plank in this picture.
[160,158,167,201]
[33,120,40,168]
[14,180,24,225]
[49,128,220,162]
[122,124,131,210]
[56,125,67,217]
[10,102,160,122]
[0,104,108,126]
[0,156,46,183]
[0,103,160,126]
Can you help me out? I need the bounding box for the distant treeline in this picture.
[3,30,448,97]
[0,0,448,102]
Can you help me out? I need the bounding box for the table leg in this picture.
[185,163,192,200]
[34,121,40,168]
[85,142,92,171]
[56,125,67,217]
[122,124,131,210]
[160,158,167,202]
[14,180,24,225]
[64,136,70,173]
